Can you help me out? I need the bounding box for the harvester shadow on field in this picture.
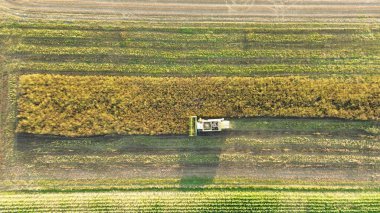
[178,134,226,190]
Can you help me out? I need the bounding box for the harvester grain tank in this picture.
[189,116,230,136]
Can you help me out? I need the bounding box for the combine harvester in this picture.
[189,116,230,136]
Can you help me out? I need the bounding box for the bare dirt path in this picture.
[0,39,8,180]
[2,0,380,22]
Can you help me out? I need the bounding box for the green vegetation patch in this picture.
[0,191,379,212]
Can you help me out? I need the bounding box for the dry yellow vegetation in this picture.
[17,74,379,136]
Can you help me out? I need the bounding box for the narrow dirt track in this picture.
[0,51,8,181]
[2,0,380,22]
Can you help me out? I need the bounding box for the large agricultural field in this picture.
[1,0,380,212]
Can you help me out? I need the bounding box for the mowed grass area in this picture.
[1,191,380,212]
[6,118,378,191]
[14,135,380,177]
[4,118,380,211]
[13,134,380,183]
[1,20,379,76]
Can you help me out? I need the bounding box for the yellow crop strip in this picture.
[16,74,379,137]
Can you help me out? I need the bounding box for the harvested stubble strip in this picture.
[17,74,379,137]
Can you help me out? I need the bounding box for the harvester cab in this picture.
[189,116,230,136]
